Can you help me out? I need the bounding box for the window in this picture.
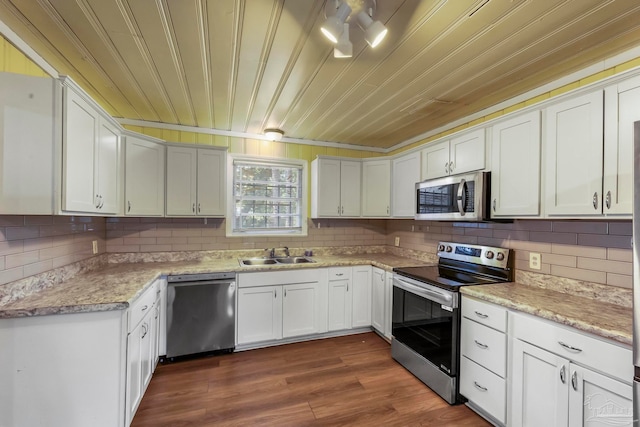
[227,156,307,236]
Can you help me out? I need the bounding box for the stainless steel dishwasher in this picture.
[165,272,236,360]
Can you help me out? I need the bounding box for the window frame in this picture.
[226,154,308,237]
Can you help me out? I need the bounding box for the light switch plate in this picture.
[529,252,541,270]
[92,240,98,255]
[394,236,400,246]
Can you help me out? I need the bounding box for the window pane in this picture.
[233,161,303,233]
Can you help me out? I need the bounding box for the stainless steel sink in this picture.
[272,256,315,264]
[238,258,278,266]
[238,256,315,267]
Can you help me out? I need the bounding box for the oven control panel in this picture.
[437,242,510,269]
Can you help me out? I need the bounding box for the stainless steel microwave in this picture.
[415,171,490,221]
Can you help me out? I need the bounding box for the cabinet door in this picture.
[352,266,372,328]
[237,286,282,344]
[421,139,450,180]
[340,160,362,216]
[511,339,569,427]
[449,128,485,175]
[63,88,98,212]
[125,321,144,426]
[362,159,390,217]
[282,282,321,338]
[391,152,421,217]
[603,78,640,216]
[140,318,153,392]
[327,279,352,331]
[371,268,385,333]
[95,119,120,214]
[166,146,197,216]
[0,73,54,214]
[313,158,341,217]
[545,91,604,216]
[125,136,166,216]
[568,363,632,427]
[384,272,393,339]
[197,148,225,216]
[490,111,541,217]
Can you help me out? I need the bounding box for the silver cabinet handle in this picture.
[346,284,349,292]
[338,205,340,215]
[474,311,488,319]
[449,161,454,173]
[474,340,488,350]
[141,323,148,339]
[98,196,104,209]
[492,198,496,212]
[558,341,582,353]
[192,203,195,213]
[473,381,487,392]
[128,201,131,212]
[560,365,566,384]
[387,206,389,215]
[445,162,449,174]
[274,289,277,298]
[141,304,148,312]
[335,273,344,276]
[593,192,598,210]
[284,289,287,297]
[198,203,201,213]
[606,191,611,210]
[341,206,344,215]
[571,370,578,391]
[95,194,100,209]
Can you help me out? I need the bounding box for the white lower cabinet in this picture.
[327,266,372,332]
[510,311,632,427]
[352,266,372,328]
[0,278,164,427]
[371,267,385,334]
[236,269,327,347]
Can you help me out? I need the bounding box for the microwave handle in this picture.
[457,179,467,215]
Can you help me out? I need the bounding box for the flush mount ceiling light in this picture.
[334,23,353,58]
[263,128,284,141]
[321,0,387,58]
[320,1,351,43]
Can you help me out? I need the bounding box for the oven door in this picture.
[392,275,459,377]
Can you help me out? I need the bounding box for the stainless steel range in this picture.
[392,241,513,404]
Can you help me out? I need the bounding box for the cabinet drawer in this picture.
[128,281,158,333]
[460,317,507,378]
[462,296,507,332]
[511,311,632,383]
[460,356,506,424]
[328,267,351,281]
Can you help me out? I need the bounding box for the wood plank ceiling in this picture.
[2,0,640,150]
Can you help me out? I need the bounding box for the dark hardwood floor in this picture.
[132,332,490,426]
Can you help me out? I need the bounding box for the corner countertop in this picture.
[461,282,632,346]
[0,253,427,319]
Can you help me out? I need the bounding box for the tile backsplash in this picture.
[0,214,632,290]
[0,215,106,286]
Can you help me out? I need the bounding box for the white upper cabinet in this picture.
[166,146,225,217]
[124,134,165,216]
[362,159,390,217]
[0,72,55,214]
[490,111,541,217]
[62,83,121,215]
[311,158,361,217]
[421,128,485,180]
[603,76,640,216]
[391,151,421,217]
[544,91,604,216]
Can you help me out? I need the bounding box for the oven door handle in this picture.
[393,277,454,308]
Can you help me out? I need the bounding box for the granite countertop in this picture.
[461,283,632,346]
[0,253,427,319]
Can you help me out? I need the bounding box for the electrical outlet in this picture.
[92,240,98,255]
[529,252,541,270]
[394,236,400,247]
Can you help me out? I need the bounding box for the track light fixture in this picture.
[334,23,353,58]
[320,1,351,44]
[321,0,388,58]
[356,10,388,48]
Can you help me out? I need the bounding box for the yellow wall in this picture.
[0,35,48,77]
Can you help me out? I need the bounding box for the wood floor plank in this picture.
[132,332,490,426]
